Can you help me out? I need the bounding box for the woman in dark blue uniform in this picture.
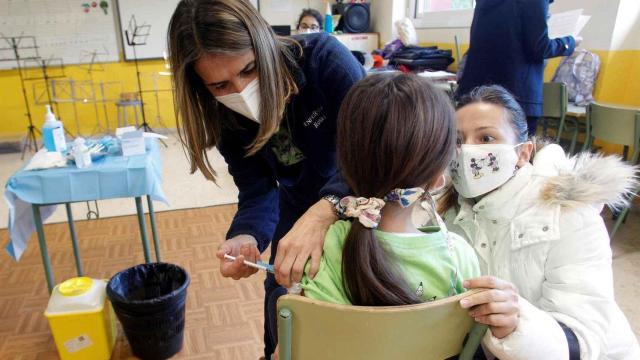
[456,0,579,135]
[167,0,365,357]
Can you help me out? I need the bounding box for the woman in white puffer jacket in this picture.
[434,85,639,360]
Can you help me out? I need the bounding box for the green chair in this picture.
[582,103,640,238]
[541,82,580,152]
[276,290,487,360]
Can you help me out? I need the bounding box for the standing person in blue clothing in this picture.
[167,0,365,357]
[456,0,581,135]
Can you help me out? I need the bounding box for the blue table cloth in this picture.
[4,139,168,260]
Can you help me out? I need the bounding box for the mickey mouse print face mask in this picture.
[450,144,522,198]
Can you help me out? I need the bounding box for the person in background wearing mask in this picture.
[297,8,323,34]
[456,0,580,136]
[167,1,364,358]
[435,85,640,359]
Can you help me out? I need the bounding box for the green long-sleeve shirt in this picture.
[301,220,481,305]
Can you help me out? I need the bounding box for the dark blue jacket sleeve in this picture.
[217,135,279,252]
[316,38,366,199]
[519,0,575,62]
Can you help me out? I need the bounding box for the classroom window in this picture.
[411,0,475,28]
[415,0,474,16]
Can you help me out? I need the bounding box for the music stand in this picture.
[80,48,111,134]
[124,17,152,127]
[0,35,41,158]
[23,57,71,136]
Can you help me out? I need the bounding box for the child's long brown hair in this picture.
[337,73,456,306]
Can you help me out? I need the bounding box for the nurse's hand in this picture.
[274,199,337,287]
[460,276,520,339]
[216,234,260,280]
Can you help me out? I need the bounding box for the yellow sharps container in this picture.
[44,277,117,359]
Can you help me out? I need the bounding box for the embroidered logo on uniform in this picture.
[303,106,327,128]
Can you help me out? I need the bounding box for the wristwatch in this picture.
[322,195,345,218]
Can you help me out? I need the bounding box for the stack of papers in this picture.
[418,70,457,81]
[548,9,590,39]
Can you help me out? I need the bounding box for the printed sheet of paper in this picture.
[575,15,591,37]
[548,9,587,39]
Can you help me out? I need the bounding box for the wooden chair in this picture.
[276,290,487,360]
[583,102,640,238]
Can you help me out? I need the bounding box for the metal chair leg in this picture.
[610,206,630,240]
[459,324,489,360]
[278,308,292,360]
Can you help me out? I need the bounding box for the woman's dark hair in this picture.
[297,8,323,30]
[439,85,545,214]
[457,85,528,143]
[337,73,456,306]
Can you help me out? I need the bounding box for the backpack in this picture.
[552,49,600,106]
[389,46,454,72]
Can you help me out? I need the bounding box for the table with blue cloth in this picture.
[4,139,167,293]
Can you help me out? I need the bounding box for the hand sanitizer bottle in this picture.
[325,2,333,33]
[73,137,92,169]
[42,105,67,152]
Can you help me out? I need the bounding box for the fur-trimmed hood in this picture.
[445,143,640,360]
[534,144,639,210]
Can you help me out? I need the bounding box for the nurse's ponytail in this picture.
[336,73,456,306]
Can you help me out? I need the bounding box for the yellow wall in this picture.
[544,50,640,154]
[420,41,640,110]
[1,45,639,154]
[423,42,640,155]
[544,50,640,108]
[0,59,176,140]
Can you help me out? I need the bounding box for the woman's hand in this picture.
[274,199,337,287]
[216,234,261,280]
[460,276,520,339]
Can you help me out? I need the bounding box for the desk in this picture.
[333,33,380,53]
[4,139,167,292]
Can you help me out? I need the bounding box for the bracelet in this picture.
[322,195,345,219]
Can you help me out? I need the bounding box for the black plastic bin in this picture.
[107,263,190,360]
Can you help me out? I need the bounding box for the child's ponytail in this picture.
[342,221,422,306]
[336,73,456,306]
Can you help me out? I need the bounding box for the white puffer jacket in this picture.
[443,145,640,360]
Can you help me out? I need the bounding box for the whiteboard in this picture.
[117,0,325,61]
[260,0,324,29]
[0,0,119,69]
[117,0,181,61]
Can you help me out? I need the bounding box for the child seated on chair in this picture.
[300,73,481,306]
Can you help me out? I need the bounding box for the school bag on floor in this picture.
[552,49,600,106]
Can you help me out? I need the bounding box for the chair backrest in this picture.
[543,82,568,119]
[587,103,640,160]
[277,290,486,360]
